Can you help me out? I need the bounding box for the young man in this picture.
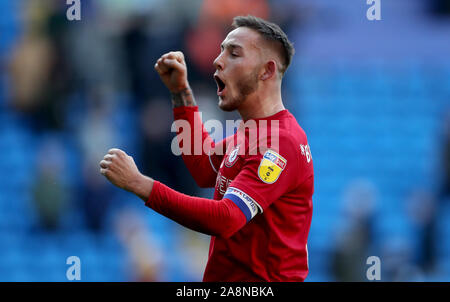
[100,16,314,281]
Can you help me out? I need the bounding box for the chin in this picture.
[218,96,242,112]
[218,98,234,112]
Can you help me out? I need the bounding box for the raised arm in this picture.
[154,51,223,187]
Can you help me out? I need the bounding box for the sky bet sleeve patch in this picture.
[258,150,287,184]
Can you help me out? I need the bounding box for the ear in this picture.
[260,60,277,81]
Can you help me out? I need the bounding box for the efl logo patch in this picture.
[258,150,287,184]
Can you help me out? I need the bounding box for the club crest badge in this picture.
[258,150,287,184]
[225,146,240,168]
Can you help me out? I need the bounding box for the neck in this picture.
[238,86,285,120]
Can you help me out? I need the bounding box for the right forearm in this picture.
[171,86,196,108]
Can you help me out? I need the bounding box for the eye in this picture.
[230,52,238,57]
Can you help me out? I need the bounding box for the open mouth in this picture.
[214,75,226,95]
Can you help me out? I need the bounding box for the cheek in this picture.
[227,67,246,89]
[233,68,258,87]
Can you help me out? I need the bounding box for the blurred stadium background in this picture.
[0,0,449,281]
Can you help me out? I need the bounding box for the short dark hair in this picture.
[231,15,295,76]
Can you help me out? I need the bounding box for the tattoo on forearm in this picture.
[171,87,197,108]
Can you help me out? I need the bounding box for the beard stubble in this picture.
[218,69,259,112]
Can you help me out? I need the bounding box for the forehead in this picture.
[221,27,262,51]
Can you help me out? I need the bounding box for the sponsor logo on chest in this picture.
[215,171,232,196]
[216,146,242,196]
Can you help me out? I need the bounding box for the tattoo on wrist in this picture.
[171,87,196,108]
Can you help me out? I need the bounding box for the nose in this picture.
[213,53,224,71]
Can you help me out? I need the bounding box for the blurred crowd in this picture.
[2,0,304,281]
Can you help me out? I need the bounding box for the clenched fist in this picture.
[154,51,189,93]
[100,148,154,201]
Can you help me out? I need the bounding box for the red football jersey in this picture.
[201,109,315,281]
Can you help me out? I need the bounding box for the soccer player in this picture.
[100,16,314,281]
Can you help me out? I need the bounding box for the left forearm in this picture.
[100,148,154,202]
[146,181,246,238]
[99,148,246,238]
[127,174,155,202]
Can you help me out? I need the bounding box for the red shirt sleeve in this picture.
[173,106,225,187]
[146,180,246,238]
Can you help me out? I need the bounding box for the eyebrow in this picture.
[220,42,243,51]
